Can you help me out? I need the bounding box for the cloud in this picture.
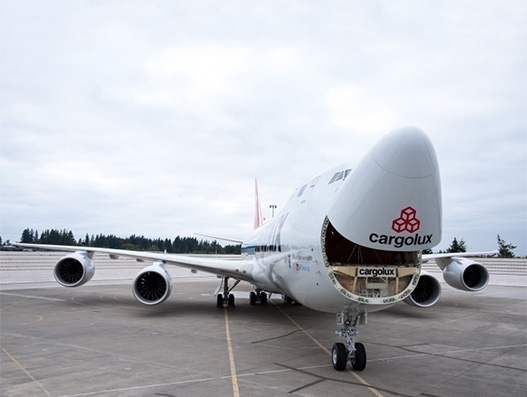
[1,0,525,255]
[324,86,397,134]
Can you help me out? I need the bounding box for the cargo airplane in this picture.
[13,126,492,372]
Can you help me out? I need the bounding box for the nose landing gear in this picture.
[332,310,367,371]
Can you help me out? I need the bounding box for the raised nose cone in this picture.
[327,126,442,251]
[371,126,438,178]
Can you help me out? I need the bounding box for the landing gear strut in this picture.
[216,277,240,308]
[332,310,367,371]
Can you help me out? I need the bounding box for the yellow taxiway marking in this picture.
[1,345,52,397]
[271,301,384,397]
[224,308,241,397]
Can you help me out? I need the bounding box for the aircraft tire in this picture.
[217,293,223,308]
[260,292,267,305]
[284,295,297,305]
[249,291,257,305]
[332,343,347,371]
[228,294,235,308]
[351,342,367,371]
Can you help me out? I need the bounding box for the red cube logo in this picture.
[392,206,421,233]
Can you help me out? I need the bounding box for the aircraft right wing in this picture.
[12,242,256,280]
[11,242,262,306]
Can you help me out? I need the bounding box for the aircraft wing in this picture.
[422,251,497,261]
[11,243,256,282]
[422,251,497,269]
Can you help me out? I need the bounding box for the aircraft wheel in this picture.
[228,294,235,308]
[260,292,267,305]
[249,291,257,305]
[284,295,296,305]
[332,343,347,371]
[217,293,223,308]
[351,342,367,371]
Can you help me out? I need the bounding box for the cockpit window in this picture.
[328,169,351,184]
[329,172,339,184]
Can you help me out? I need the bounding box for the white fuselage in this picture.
[242,127,442,314]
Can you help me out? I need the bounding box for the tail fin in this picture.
[254,178,263,229]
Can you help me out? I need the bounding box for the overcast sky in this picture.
[1,1,526,255]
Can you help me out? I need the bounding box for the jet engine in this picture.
[132,261,173,305]
[439,257,489,291]
[404,271,441,308]
[53,252,95,287]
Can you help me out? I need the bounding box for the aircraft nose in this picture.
[370,126,438,178]
[327,126,442,251]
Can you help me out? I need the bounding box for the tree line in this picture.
[0,229,518,258]
[421,235,516,257]
[9,228,241,254]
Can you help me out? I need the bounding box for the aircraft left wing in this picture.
[424,251,496,289]
[401,251,496,308]
[422,251,498,263]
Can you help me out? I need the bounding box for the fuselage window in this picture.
[255,244,281,253]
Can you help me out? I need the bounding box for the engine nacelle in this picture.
[404,271,442,308]
[441,257,489,291]
[54,252,95,287]
[132,261,173,305]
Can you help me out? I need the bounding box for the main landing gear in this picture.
[249,290,267,305]
[216,277,240,308]
[332,310,367,371]
[283,295,299,305]
[215,277,269,308]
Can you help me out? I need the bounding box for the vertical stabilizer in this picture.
[254,179,263,229]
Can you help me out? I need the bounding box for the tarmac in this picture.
[1,252,526,397]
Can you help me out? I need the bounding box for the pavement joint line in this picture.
[270,299,384,397]
[1,345,53,397]
[368,343,527,362]
[55,376,217,397]
[0,291,66,301]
